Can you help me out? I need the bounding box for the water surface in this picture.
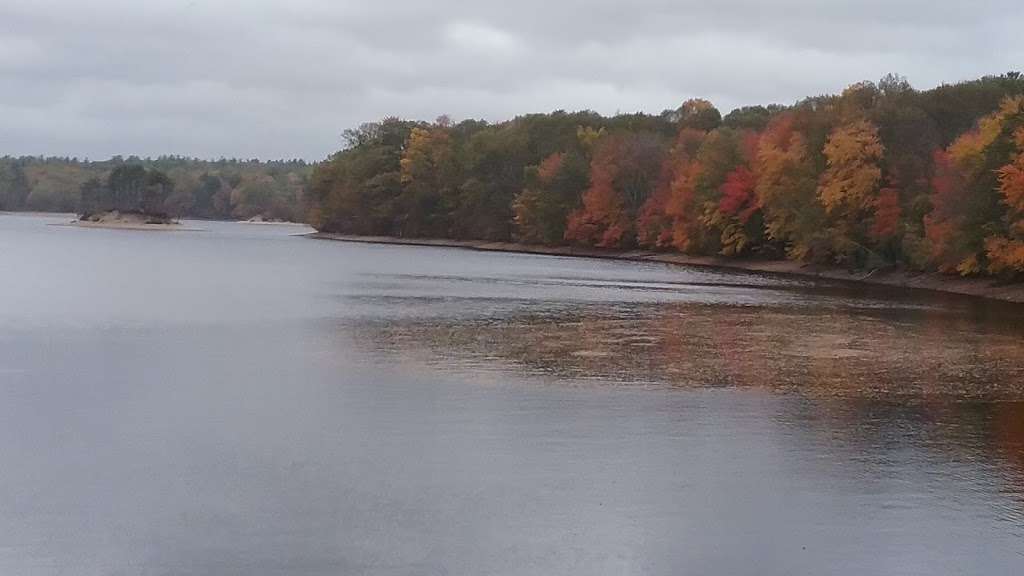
[1,213,1022,575]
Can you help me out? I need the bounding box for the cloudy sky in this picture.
[1,0,1021,161]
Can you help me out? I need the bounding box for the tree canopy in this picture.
[310,73,1024,277]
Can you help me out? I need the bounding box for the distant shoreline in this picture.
[307,233,1024,304]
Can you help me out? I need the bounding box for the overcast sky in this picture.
[1,0,1021,161]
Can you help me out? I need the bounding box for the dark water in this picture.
[1,213,1023,575]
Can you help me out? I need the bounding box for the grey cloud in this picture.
[1,0,1021,160]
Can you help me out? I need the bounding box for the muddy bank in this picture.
[307,232,1024,304]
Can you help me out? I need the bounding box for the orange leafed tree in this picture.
[663,159,704,252]
[986,126,1024,274]
[985,236,1024,274]
[997,127,1024,217]
[636,129,705,251]
[565,141,633,248]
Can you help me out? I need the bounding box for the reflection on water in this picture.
[1,213,1023,575]
[340,274,1024,399]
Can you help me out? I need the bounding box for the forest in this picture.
[0,156,311,222]
[310,73,1024,277]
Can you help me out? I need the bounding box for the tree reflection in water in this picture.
[335,294,1024,524]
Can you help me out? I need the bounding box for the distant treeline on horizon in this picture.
[0,155,312,222]
[310,72,1024,277]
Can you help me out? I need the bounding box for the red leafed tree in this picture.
[870,187,902,241]
[718,166,759,224]
[924,150,970,272]
[700,130,764,257]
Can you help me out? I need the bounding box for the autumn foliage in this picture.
[513,152,566,244]
[565,138,635,248]
[818,119,884,217]
[754,114,822,258]
[871,187,902,242]
[566,133,665,248]
[311,73,1024,278]
[636,129,704,251]
[718,166,759,223]
[986,125,1024,273]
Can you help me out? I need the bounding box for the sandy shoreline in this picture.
[307,233,1024,304]
[52,220,204,232]
[236,220,310,226]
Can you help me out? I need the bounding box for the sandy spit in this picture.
[52,219,204,232]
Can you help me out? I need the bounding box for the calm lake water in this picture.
[1,212,1023,575]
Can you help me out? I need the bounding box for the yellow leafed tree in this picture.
[818,119,884,218]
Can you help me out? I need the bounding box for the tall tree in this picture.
[817,119,885,263]
[819,120,884,217]
[755,114,824,259]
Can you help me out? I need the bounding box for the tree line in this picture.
[0,156,312,222]
[310,72,1024,277]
